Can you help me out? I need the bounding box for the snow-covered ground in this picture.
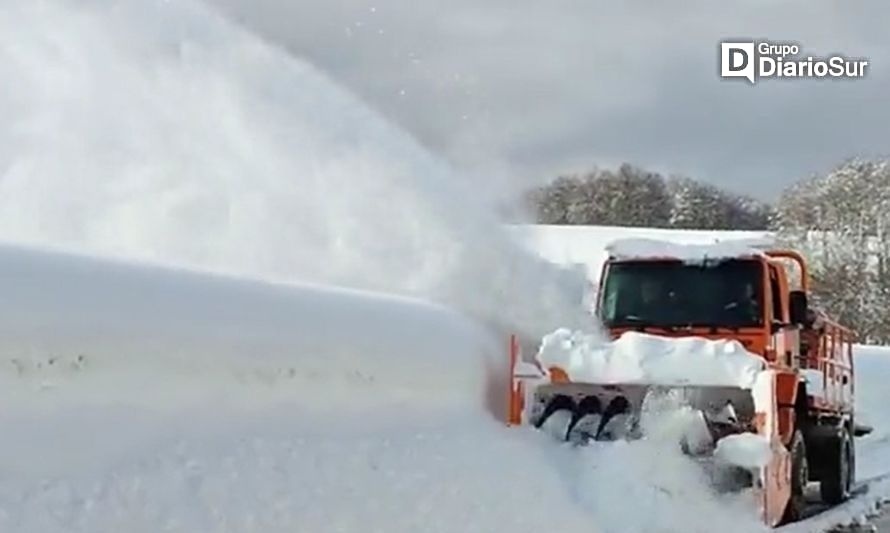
[0,243,772,533]
[2,0,890,532]
[1,242,886,533]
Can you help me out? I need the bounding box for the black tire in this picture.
[782,429,809,524]
[820,426,853,505]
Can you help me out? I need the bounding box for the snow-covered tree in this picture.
[527,164,772,230]
[613,163,672,227]
[527,176,582,224]
[775,157,890,343]
[666,176,772,230]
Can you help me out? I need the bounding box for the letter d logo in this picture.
[721,42,755,83]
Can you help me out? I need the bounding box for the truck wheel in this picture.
[782,429,809,523]
[820,426,853,505]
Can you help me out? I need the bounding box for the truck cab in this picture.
[594,247,809,365]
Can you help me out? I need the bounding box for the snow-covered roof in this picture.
[506,224,773,281]
[605,237,773,263]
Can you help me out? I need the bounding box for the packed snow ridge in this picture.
[536,329,767,389]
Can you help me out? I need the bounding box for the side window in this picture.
[769,265,783,322]
[599,268,620,320]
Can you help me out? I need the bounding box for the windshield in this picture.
[599,259,764,328]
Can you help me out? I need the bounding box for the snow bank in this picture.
[0,243,498,413]
[537,329,766,388]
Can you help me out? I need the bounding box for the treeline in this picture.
[525,163,773,230]
[525,159,890,343]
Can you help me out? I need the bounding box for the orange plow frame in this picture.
[753,370,793,526]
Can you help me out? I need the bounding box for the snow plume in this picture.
[0,0,589,339]
[524,328,778,532]
[543,396,770,533]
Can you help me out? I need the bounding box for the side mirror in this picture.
[789,290,808,325]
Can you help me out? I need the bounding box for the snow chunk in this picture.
[537,329,766,389]
[715,433,772,469]
[606,237,769,264]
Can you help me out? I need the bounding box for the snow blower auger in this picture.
[506,240,867,528]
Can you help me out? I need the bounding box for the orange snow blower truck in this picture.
[507,240,870,527]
